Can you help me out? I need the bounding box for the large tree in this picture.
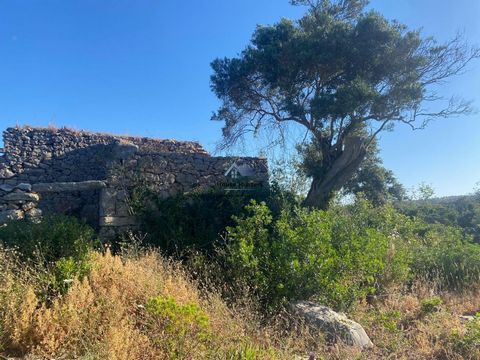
[340,140,406,205]
[210,0,479,209]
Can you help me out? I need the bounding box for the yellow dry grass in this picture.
[0,247,479,360]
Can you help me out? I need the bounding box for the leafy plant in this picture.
[420,297,443,314]
[221,199,411,311]
[450,313,480,358]
[0,215,97,296]
[0,215,96,264]
[133,189,266,256]
[412,226,480,290]
[145,296,211,358]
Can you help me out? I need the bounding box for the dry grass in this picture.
[0,248,305,359]
[1,247,479,360]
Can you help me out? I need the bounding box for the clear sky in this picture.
[0,0,479,196]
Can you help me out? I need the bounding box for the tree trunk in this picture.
[303,136,368,209]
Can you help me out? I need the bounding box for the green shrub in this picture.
[0,215,96,264]
[420,297,443,314]
[412,226,480,290]
[222,343,278,360]
[145,296,211,358]
[450,313,480,358]
[220,199,411,311]
[0,215,97,296]
[134,190,264,256]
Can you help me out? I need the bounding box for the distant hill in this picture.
[396,194,480,242]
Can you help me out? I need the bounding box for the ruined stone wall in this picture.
[99,151,268,237]
[0,183,41,224]
[0,126,268,236]
[0,126,208,184]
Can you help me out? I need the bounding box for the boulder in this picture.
[0,167,15,179]
[290,301,373,349]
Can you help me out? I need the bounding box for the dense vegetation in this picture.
[1,0,479,358]
[1,191,479,359]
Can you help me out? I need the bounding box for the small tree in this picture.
[210,0,479,209]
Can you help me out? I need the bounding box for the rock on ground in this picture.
[290,301,374,349]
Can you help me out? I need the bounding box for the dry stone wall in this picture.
[0,126,268,237]
[0,126,207,184]
[0,183,41,224]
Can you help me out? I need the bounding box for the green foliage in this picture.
[133,181,300,257]
[450,313,480,357]
[146,296,211,358]
[0,215,96,264]
[374,310,402,333]
[211,0,478,208]
[222,343,278,360]
[412,226,480,290]
[420,297,443,314]
[397,194,480,242]
[0,215,97,296]
[134,189,266,256]
[50,256,92,295]
[221,198,414,311]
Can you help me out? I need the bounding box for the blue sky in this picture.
[0,0,479,196]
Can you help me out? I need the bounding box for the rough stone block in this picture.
[3,191,40,202]
[99,216,137,227]
[0,209,24,223]
[16,183,32,192]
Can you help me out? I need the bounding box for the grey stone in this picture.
[0,184,14,192]
[99,188,117,216]
[0,167,14,179]
[32,180,107,192]
[15,183,32,192]
[25,208,42,222]
[460,315,475,322]
[0,209,24,223]
[21,202,36,211]
[290,301,373,349]
[112,142,138,160]
[3,191,40,202]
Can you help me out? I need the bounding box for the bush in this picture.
[133,190,266,256]
[420,297,443,314]
[220,199,413,311]
[0,215,96,264]
[450,313,480,358]
[132,182,298,257]
[146,296,211,358]
[0,215,97,295]
[412,226,480,290]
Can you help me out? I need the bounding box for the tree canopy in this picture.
[210,0,479,209]
[341,141,406,205]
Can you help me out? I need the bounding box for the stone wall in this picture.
[0,126,208,184]
[99,151,268,237]
[0,183,41,224]
[0,126,268,237]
